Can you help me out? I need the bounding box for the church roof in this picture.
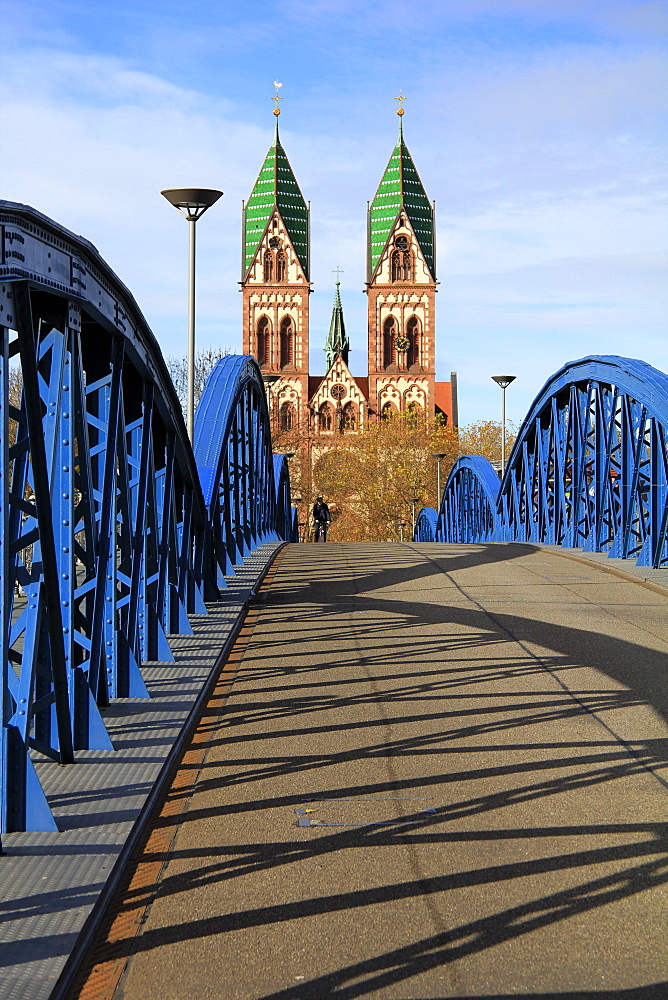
[244,120,309,276]
[434,381,453,421]
[325,281,350,369]
[368,118,435,278]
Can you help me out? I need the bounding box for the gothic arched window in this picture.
[263,252,274,282]
[279,316,293,369]
[383,316,397,369]
[276,250,287,282]
[257,316,270,366]
[319,403,333,431]
[279,401,295,432]
[342,401,357,431]
[391,237,412,282]
[381,401,397,420]
[406,316,420,368]
[406,400,423,425]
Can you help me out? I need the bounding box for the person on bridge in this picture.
[312,496,331,542]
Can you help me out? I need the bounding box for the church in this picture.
[241,101,458,435]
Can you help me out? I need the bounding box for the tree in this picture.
[308,413,460,541]
[457,419,517,466]
[7,362,23,448]
[272,412,520,542]
[164,345,233,416]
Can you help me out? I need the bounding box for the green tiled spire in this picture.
[325,281,349,370]
[368,117,434,279]
[243,118,309,277]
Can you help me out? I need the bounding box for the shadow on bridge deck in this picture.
[66,543,668,1000]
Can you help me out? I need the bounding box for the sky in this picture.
[1,0,666,427]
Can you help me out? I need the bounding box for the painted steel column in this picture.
[187,218,196,443]
[0,323,8,841]
[14,285,74,765]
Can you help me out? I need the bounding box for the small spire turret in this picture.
[325,273,349,370]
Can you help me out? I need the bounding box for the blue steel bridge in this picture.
[2,199,667,834]
[1,202,667,1000]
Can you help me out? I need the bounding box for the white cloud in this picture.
[1,15,665,431]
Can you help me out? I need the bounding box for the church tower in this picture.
[366,105,437,418]
[242,102,311,432]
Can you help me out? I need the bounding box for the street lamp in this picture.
[398,521,407,543]
[432,453,446,508]
[491,375,516,477]
[407,496,421,537]
[161,187,223,442]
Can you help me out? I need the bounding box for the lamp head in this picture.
[161,188,223,222]
[491,375,516,389]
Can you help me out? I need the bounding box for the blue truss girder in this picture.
[435,455,502,544]
[434,356,668,569]
[414,507,438,542]
[194,355,278,591]
[0,201,295,832]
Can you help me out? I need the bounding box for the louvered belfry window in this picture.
[383,316,397,369]
[391,236,412,282]
[276,250,287,282]
[263,252,274,282]
[257,316,270,365]
[280,316,294,368]
[406,316,420,367]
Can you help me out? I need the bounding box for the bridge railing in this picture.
[415,356,668,570]
[1,202,293,833]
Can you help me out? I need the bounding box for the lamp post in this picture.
[407,496,421,538]
[398,521,406,543]
[491,375,516,477]
[161,187,223,442]
[432,453,446,508]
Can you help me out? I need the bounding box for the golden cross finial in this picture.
[333,266,344,283]
[395,90,407,116]
[272,81,283,116]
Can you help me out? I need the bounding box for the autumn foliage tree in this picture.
[457,419,517,466]
[272,412,516,542]
[309,413,459,542]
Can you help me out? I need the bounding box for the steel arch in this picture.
[437,455,502,544]
[0,202,291,833]
[414,507,438,542]
[437,356,668,569]
[499,356,668,567]
[194,355,278,590]
[273,454,298,542]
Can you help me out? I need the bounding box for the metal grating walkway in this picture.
[0,543,283,1000]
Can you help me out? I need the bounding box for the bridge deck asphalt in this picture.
[0,542,284,1000]
[79,541,668,1000]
